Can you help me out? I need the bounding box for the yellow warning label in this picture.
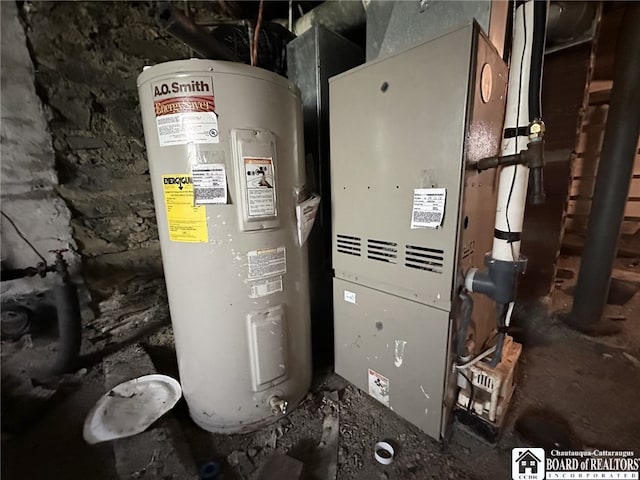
[162,174,208,243]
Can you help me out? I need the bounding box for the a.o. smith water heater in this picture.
[137,59,312,433]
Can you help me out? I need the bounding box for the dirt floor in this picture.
[2,254,640,479]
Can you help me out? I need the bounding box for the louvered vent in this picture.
[367,239,397,264]
[336,234,361,256]
[473,371,496,392]
[405,245,444,274]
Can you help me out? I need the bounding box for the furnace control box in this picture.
[330,23,507,439]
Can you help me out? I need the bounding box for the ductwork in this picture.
[155,2,241,62]
[293,0,365,36]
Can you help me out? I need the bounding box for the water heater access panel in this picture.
[329,23,507,439]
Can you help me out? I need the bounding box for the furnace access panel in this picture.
[329,23,507,439]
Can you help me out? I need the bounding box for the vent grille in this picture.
[367,239,397,264]
[473,371,496,392]
[336,234,361,256]
[405,245,444,274]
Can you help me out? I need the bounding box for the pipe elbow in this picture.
[465,268,495,298]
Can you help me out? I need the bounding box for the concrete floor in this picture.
[2,255,639,479]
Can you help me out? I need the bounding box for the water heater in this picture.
[137,59,312,433]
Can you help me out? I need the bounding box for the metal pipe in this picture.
[546,1,598,46]
[50,252,82,375]
[50,280,82,374]
[476,152,522,171]
[293,0,365,36]
[568,3,640,330]
[155,2,240,62]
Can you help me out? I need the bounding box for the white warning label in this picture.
[344,290,356,304]
[247,247,286,280]
[249,276,283,298]
[152,77,219,147]
[191,163,227,205]
[244,157,276,217]
[410,188,446,229]
[368,368,390,407]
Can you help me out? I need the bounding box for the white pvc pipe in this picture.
[492,1,535,262]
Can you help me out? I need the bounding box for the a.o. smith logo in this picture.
[163,176,192,190]
[153,80,210,97]
[513,448,545,480]
[152,77,216,117]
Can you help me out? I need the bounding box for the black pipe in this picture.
[528,0,548,121]
[527,1,548,206]
[568,3,640,330]
[1,262,54,281]
[1,267,40,281]
[50,253,82,375]
[457,292,474,358]
[155,2,241,62]
[476,152,522,171]
[50,282,82,375]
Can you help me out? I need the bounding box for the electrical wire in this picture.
[488,303,509,367]
[251,0,264,66]
[504,3,528,262]
[0,211,47,264]
[456,291,474,358]
[457,371,476,412]
[455,346,497,370]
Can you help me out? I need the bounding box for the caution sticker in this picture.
[152,77,219,147]
[247,247,286,280]
[244,157,276,217]
[162,174,208,243]
[368,368,390,407]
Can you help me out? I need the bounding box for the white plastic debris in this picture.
[374,441,395,465]
[83,374,182,444]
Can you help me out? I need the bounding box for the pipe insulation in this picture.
[293,0,365,36]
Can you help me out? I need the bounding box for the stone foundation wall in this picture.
[16,1,193,335]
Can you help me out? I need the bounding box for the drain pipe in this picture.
[50,251,82,375]
[465,0,548,366]
[155,2,241,62]
[568,3,640,331]
[0,250,82,374]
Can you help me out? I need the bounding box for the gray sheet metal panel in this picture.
[330,25,475,312]
[287,27,364,367]
[288,27,364,227]
[366,0,492,60]
[330,25,507,440]
[333,278,451,439]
